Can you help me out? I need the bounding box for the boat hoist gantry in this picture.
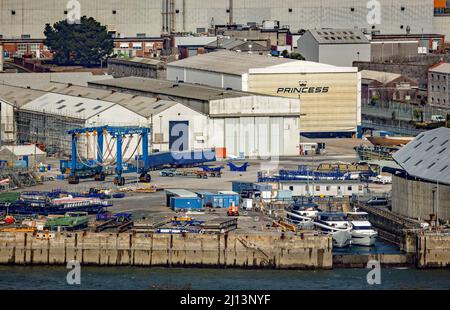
[67,126,151,186]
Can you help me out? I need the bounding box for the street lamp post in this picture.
[432,182,440,231]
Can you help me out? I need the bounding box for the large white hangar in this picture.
[90,77,301,158]
[167,51,361,138]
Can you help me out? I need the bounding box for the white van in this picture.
[431,115,446,122]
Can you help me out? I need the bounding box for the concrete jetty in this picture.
[0,231,333,269]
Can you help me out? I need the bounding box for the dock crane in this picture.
[67,126,151,186]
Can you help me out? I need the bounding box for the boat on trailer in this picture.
[0,196,111,215]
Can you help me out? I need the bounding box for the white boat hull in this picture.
[351,230,377,246]
[332,230,352,248]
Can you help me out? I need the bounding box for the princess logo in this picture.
[276,81,329,94]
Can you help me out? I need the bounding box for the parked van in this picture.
[431,115,446,122]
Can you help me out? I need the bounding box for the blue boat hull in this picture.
[0,201,110,215]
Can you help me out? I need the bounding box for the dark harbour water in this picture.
[0,265,449,290]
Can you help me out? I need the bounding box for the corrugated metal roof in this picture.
[206,38,268,51]
[360,70,402,84]
[20,93,116,120]
[249,60,357,74]
[108,57,165,67]
[0,72,112,88]
[165,189,198,197]
[89,76,254,101]
[167,50,295,76]
[0,83,182,118]
[429,63,450,74]
[123,98,178,118]
[0,85,45,107]
[393,127,450,185]
[308,29,370,44]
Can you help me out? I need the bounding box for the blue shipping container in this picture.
[170,197,203,210]
[203,194,239,208]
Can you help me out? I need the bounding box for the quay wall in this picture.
[333,254,415,268]
[0,232,333,269]
[417,234,450,268]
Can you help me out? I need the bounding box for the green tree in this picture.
[289,52,305,60]
[44,16,113,67]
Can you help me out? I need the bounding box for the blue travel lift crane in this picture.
[67,126,151,186]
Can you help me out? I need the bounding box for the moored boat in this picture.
[313,212,352,248]
[346,211,378,246]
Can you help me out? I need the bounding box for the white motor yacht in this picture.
[346,211,378,246]
[313,212,352,248]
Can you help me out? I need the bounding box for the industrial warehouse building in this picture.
[0,83,155,158]
[279,180,366,197]
[89,77,301,157]
[0,0,435,39]
[1,76,302,159]
[167,51,361,138]
[392,127,450,222]
[297,29,371,67]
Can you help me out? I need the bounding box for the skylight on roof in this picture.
[425,145,434,152]
[93,105,102,110]
[57,105,66,110]
[75,102,84,107]
[56,99,65,104]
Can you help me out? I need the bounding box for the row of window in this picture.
[430,73,448,80]
[288,185,363,192]
[16,43,42,53]
[430,97,448,104]
[431,85,448,91]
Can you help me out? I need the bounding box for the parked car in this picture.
[366,197,390,207]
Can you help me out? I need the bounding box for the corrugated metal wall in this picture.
[248,72,359,134]
[208,116,298,157]
[0,0,434,39]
